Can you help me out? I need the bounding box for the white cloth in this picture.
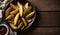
[0,10,2,18]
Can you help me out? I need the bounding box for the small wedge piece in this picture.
[14,13,19,26]
[5,7,11,17]
[24,6,32,16]
[5,15,14,20]
[17,2,23,17]
[10,8,19,15]
[18,22,23,29]
[22,17,27,26]
[27,19,32,23]
[21,26,24,31]
[25,12,35,19]
[10,3,17,9]
[8,19,14,23]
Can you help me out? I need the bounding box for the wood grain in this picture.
[17,12,60,35]
[32,12,60,27]
[18,27,60,35]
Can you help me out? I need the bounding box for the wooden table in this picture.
[17,11,60,35]
[17,0,60,35]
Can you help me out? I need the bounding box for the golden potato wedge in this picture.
[10,3,17,9]
[25,12,35,19]
[5,7,11,17]
[24,2,29,9]
[17,19,20,25]
[18,22,23,29]
[17,2,23,17]
[27,19,32,23]
[24,6,32,16]
[22,17,27,26]
[14,13,19,26]
[10,8,19,15]
[5,15,14,20]
[9,23,18,30]
[21,26,24,31]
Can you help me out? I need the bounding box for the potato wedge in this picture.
[25,12,35,19]
[17,2,23,17]
[17,19,20,25]
[5,15,14,20]
[18,22,23,29]
[10,3,17,9]
[9,23,18,30]
[14,13,19,26]
[24,2,29,9]
[21,26,24,31]
[24,6,32,16]
[22,17,27,26]
[27,19,32,23]
[10,8,19,15]
[5,7,11,17]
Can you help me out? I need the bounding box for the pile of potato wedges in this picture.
[5,2,35,31]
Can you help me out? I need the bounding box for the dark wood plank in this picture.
[28,0,60,11]
[32,12,60,27]
[18,27,60,35]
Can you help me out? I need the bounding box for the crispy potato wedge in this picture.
[27,19,32,23]
[9,23,18,30]
[21,26,24,31]
[17,2,23,17]
[24,2,29,9]
[10,8,19,15]
[24,6,32,16]
[17,19,20,25]
[5,7,11,17]
[18,22,23,29]
[22,17,27,26]
[25,12,35,19]
[14,13,19,26]
[5,15,14,20]
[10,3,17,9]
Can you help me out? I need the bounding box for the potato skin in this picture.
[5,7,11,17]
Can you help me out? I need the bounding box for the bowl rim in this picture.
[2,0,36,31]
[0,24,9,35]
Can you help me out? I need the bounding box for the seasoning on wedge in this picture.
[5,7,11,17]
